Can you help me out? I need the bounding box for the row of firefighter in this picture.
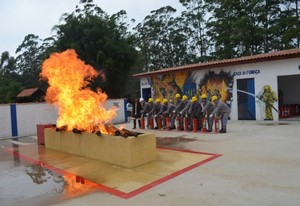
[138,93,231,134]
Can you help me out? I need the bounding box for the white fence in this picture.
[0,99,128,138]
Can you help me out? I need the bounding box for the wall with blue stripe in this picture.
[0,99,127,138]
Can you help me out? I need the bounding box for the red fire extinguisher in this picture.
[295,104,299,115]
[176,115,181,131]
[283,105,287,118]
[287,105,291,117]
[214,117,219,133]
[201,118,206,133]
[166,116,171,130]
[140,116,145,129]
[158,116,162,129]
[184,115,189,131]
[150,116,154,129]
[279,106,283,119]
[193,118,198,132]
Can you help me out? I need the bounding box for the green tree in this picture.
[52,0,138,98]
[206,0,241,59]
[15,34,45,88]
[276,0,300,49]
[179,0,211,62]
[0,51,24,103]
[134,6,191,71]
[205,0,289,58]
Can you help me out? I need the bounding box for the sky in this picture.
[0,0,183,57]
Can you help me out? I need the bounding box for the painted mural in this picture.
[144,68,280,120]
[148,71,191,101]
[197,71,233,104]
[148,70,233,105]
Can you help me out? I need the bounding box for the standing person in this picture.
[162,99,175,129]
[180,96,192,130]
[188,96,202,131]
[171,95,188,130]
[170,93,182,129]
[178,95,189,130]
[155,98,168,129]
[210,95,231,133]
[152,98,162,129]
[201,94,215,132]
[260,85,278,120]
[132,98,142,129]
[141,98,153,128]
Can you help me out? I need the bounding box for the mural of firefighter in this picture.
[256,85,278,120]
[197,71,233,106]
[149,71,191,101]
[148,70,233,104]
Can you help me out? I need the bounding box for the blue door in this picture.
[142,88,151,102]
[183,83,196,99]
[237,78,256,120]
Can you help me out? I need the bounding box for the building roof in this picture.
[133,48,300,78]
[16,88,42,98]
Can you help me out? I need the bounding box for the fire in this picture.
[41,49,117,133]
[63,175,98,196]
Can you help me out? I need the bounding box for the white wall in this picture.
[204,58,300,121]
[16,103,58,137]
[141,57,300,121]
[0,99,127,138]
[0,104,12,138]
[105,99,127,124]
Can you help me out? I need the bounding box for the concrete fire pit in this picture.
[44,128,157,168]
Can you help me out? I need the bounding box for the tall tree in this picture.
[277,0,300,49]
[206,0,241,59]
[179,0,211,62]
[134,6,191,71]
[52,0,137,98]
[0,51,24,103]
[15,34,45,88]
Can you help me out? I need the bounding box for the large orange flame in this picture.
[40,49,116,133]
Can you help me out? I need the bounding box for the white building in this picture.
[133,48,300,121]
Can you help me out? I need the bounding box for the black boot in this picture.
[219,128,226,133]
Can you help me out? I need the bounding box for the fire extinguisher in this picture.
[283,105,288,118]
[201,118,206,133]
[287,105,291,117]
[214,117,219,133]
[295,104,299,115]
[176,115,181,131]
[279,106,283,119]
[193,117,198,132]
[184,115,189,131]
[166,116,171,130]
[158,116,162,129]
[140,116,145,129]
[150,116,154,129]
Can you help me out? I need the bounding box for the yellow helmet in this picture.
[163,99,168,103]
[201,94,207,99]
[191,96,197,102]
[148,98,153,103]
[182,95,188,100]
[175,93,181,98]
[211,95,218,102]
[264,85,271,91]
[155,98,161,103]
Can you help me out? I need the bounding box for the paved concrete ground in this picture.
[1,120,300,206]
